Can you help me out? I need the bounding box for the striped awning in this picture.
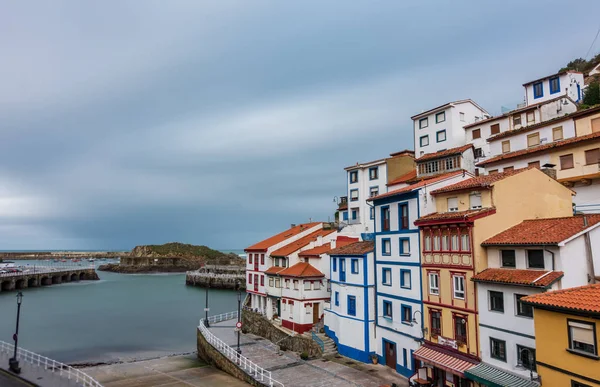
[413,344,478,377]
[465,362,539,387]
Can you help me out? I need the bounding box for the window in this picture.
[451,234,459,251]
[399,203,409,229]
[585,148,600,165]
[428,272,439,295]
[304,281,310,290]
[528,160,540,169]
[430,310,441,336]
[568,320,597,356]
[448,197,458,212]
[261,254,265,265]
[400,269,411,289]
[294,280,299,290]
[533,81,543,99]
[249,254,253,264]
[260,276,264,286]
[436,130,446,142]
[347,296,356,316]
[383,300,392,319]
[248,274,252,284]
[513,115,522,127]
[314,281,320,290]
[424,235,432,251]
[382,268,392,286]
[349,171,358,183]
[572,381,592,387]
[419,117,428,129]
[441,234,449,251]
[560,154,574,170]
[436,111,446,123]
[351,259,359,274]
[526,111,535,124]
[549,76,560,94]
[453,275,465,299]
[460,112,465,121]
[474,148,484,158]
[504,166,514,172]
[461,233,470,251]
[401,305,412,323]
[553,126,564,141]
[455,315,467,344]
[269,277,274,287]
[381,206,390,231]
[488,169,498,175]
[332,258,337,272]
[593,117,600,133]
[516,294,533,318]
[501,250,516,268]
[517,345,536,371]
[334,291,339,306]
[490,338,507,361]
[369,167,379,180]
[490,123,500,135]
[352,209,357,220]
[472,129,481,139]
[527,250,544,269]
[527,132,540,147]
[433,233,441,251]
[370,207,375,220]
[350,189,359,201]
[275,278,281,288]
[399,238,410,255]
[469,193,482,209]
[382,239,391,256]
[370,186,379,197]
[489,291,504,312]
[502,140,510,153]
[420,135,429,147]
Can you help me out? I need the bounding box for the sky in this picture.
[1,1,599,250]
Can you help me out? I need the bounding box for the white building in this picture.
[470,214,600,383]
[368,169,473,378]
[523,71,584,106]
[411,100,489,158]
[324,241,376,363]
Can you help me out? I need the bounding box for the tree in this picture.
[582,81,600,107]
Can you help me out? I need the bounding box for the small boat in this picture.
[88,258,95,262]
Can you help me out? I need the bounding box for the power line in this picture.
[584,22,600,60]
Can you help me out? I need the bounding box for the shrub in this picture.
[300,351,309,360]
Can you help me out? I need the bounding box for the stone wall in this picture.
[185,273,246,290]
[242,310,322,358]
[196,328,268,387]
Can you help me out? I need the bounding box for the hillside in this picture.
[130,242,242,264]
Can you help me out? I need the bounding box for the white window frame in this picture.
[429,272,439,295]
[469,193,482,209]
[460,112,465,122]
[304,281,311,290]
[448,197,458,212]
[453,275,465,300]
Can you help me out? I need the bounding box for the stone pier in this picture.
[186,265,246,290]
[0,268,99,293]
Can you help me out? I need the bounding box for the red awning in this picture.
[413,345,478,377]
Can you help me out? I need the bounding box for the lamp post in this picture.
[411,310,428,341]
[9,292,23,374]
[236,280,241,356]
[204,282,210,328]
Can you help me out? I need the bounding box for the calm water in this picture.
[0,260,238,364]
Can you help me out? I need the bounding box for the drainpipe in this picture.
[583,216,597,284]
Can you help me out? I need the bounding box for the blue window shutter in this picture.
[333,258,337,272]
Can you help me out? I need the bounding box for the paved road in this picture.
[0,369,35,387]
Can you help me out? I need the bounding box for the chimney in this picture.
[291,224,296,228]
[541,163,557,180]
[331,240,336,249]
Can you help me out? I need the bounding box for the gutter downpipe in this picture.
[470,221,480,360]
[366,199,378,342]
[582,218,597,284]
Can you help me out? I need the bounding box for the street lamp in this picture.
[9,292,23,374]
[204,281,210,328]
[236,280,242,356]
[518,347,539,382]
[410,310,428,340]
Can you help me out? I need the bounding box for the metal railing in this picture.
[311,331,324,351]
[0,341,102,386]
[0,265,95,279]
[198,312,284,387]
[574,203,600,214]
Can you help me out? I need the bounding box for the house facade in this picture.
[522,71,584,106]
[324,241,376,363]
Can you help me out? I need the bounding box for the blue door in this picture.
[340,259,346,282]
[343,211,348,221]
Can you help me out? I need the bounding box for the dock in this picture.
[0,265,99,293]
[186,265,246,290]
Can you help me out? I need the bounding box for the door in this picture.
[277,299,281,317]
[384,341,396,370]
[313,303,319,324]
[340,259,346,282]
[254,274,258,291]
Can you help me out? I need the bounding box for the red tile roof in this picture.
[389,149,415,157]
[270,228,336,257]
[472,268,563,288]
[486,114,573,142]
[369,170,468,202]
[264,266,286,275]
[278,262,324,278]
[245,222,322,251]
[387,170,417,186]
[570,104,600,118]
[476,131,600,167]
[416,144,473,162]
[414,208,495,225]
[482,215,600,246]
[430,167,532,195]
[412,344,478,377]
[328,241,374,256]
[522,283,600,315]
[298,243,332,257]
[336,236,360,247]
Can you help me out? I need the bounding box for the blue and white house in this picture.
[369,169,471,378]
[324,241,376,363]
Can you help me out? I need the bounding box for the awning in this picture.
[465,362,539,387]
[412,344,478,377]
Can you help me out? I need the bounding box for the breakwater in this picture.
[186,265,246,290]
[0,266,99,292]
[1,251,128,261]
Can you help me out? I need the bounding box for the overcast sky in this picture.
[1,1,599,250]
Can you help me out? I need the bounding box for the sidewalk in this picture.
[0,349,79,387]
[208,320,408,387]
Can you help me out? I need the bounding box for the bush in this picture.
[300,351,309,360]
[583,81,600,107]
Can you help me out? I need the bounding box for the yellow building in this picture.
[523,284,600,387]
[411,167,572,386]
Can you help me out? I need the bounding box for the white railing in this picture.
[198,312,284,387]
[0,265,95,279]
[0,340,102,386]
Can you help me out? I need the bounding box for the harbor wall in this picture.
[186,265,246,290]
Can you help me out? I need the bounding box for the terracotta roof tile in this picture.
[430,167,532,195]
[245,222,322,251]
[328,241,374,256]
[369,170,467,202]
[472,268,564,287]
[264,266,286,275]
[416,144,473,162]
[387,170,417,186]
[298,243,333,257]
[335,236,360,247]
[278,262,324,278]
[270,228,336,257]
[482,215,600,245]
[414,208,495,225]
[522,283,600,315]
[476,131,600,167]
